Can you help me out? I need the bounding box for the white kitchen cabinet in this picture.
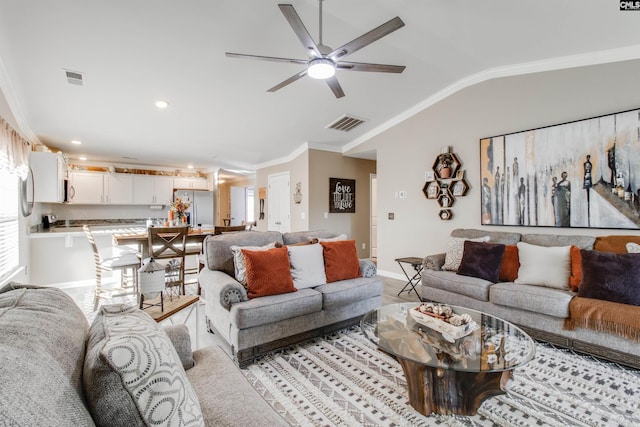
[105,173,133,204]
[67,171,105,204]
[173,177,208,190]
[30,152,67,203]
[133,175,173,205]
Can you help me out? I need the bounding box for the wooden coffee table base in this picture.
[397,357,512,416]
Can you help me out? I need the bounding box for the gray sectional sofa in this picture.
[0,283,287,426]
[420,228,640,369]
[198,230,383,367]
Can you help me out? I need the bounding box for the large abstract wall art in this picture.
[480,108,640,229]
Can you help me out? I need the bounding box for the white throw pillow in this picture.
[443,236,490,271]
[515,242,571,289]
[626,242,640,253]
[316,234,348,242]
[288,244,327,289]
[231,242,277,285]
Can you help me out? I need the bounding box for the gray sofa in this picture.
[420,228,640,369]
[0,283,287,427]
[199,230,383,368]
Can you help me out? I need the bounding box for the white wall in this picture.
[346,59,640,278]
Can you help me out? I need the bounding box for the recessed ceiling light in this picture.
[71,139,82,145]
[79,156,87,161]
[187,164,194,169]
[155,100,169,109]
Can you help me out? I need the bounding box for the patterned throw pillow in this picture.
[84,304,204,427]
[626,242,640,253]
[316,234,347,242]
[243,246,296,298]
[443,236,490,271]
[231,242,277,285]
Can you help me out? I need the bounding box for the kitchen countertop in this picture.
[29,224,146,238]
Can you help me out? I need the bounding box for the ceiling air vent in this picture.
[64,70,84,86]
[326,115,366,132]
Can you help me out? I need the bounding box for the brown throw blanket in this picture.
[564,296,640,342]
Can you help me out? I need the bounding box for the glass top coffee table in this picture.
[361,303,536,416]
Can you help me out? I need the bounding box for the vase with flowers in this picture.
[169,197,191,226]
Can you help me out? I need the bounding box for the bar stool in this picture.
[83,225,140,311]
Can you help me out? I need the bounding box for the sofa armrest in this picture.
[424,253,446,271]
[163,324,194,370]
[198,269,248,310]
[360,259,377,278]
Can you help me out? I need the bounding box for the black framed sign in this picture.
[480,107,640,229]
[329,177,356,213]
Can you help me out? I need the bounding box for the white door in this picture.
[230,186,246,226]
[268,172,290,232]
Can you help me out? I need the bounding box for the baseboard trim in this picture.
[376,269,405,281]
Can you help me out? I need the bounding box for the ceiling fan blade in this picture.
[328,16,405,61]
[325,76,345,99]
[278,4,322,58]
[267,69,308,93]
[336,61,405,73]
[225,52,307,65]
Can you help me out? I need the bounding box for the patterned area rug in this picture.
[242,327,640,427]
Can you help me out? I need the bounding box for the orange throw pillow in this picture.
[321,240,362,283]
[242,246,296,298]
[569,245,582,292]
[499,244,519,282]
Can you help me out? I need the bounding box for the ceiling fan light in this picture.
[308,58,335,79]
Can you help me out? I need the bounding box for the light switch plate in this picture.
[399,190,407,199]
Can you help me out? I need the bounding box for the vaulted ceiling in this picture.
[1,0,639,172]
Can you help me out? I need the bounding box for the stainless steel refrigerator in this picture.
[173,189,215,228]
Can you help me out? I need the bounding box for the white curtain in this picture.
[0,116,30,180]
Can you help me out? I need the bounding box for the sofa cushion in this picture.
[231,242,278,285]
[283,230,340,245]
[451,228,521,245]
[515,242,571,290]
[0,285,95,427]
[204,231,284,276]
[490,282,573,318]
[243,246,296,299]
[84,304,203,427]
[578,250,640,306]
[421,269,493,301]
[443,235,490,271]
[321,240,362,283]
[230,288,322,329]
[287,243,327,289]
[457,240,505,283]
[314,277,384,310]
[594,235,640,254]
[499,244,520,282]
[521,233,595,250]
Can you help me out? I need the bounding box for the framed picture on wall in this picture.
[480,106,640,229]
[329,177,356,213]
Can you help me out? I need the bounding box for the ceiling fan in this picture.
[225,1,406,98]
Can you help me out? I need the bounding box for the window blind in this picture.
[0,161,19,282]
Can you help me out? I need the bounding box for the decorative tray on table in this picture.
[410,303,478,341]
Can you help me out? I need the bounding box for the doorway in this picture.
[370,174,377,262]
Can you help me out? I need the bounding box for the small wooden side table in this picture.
[144,295,201,347]
[395,257,424,299]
